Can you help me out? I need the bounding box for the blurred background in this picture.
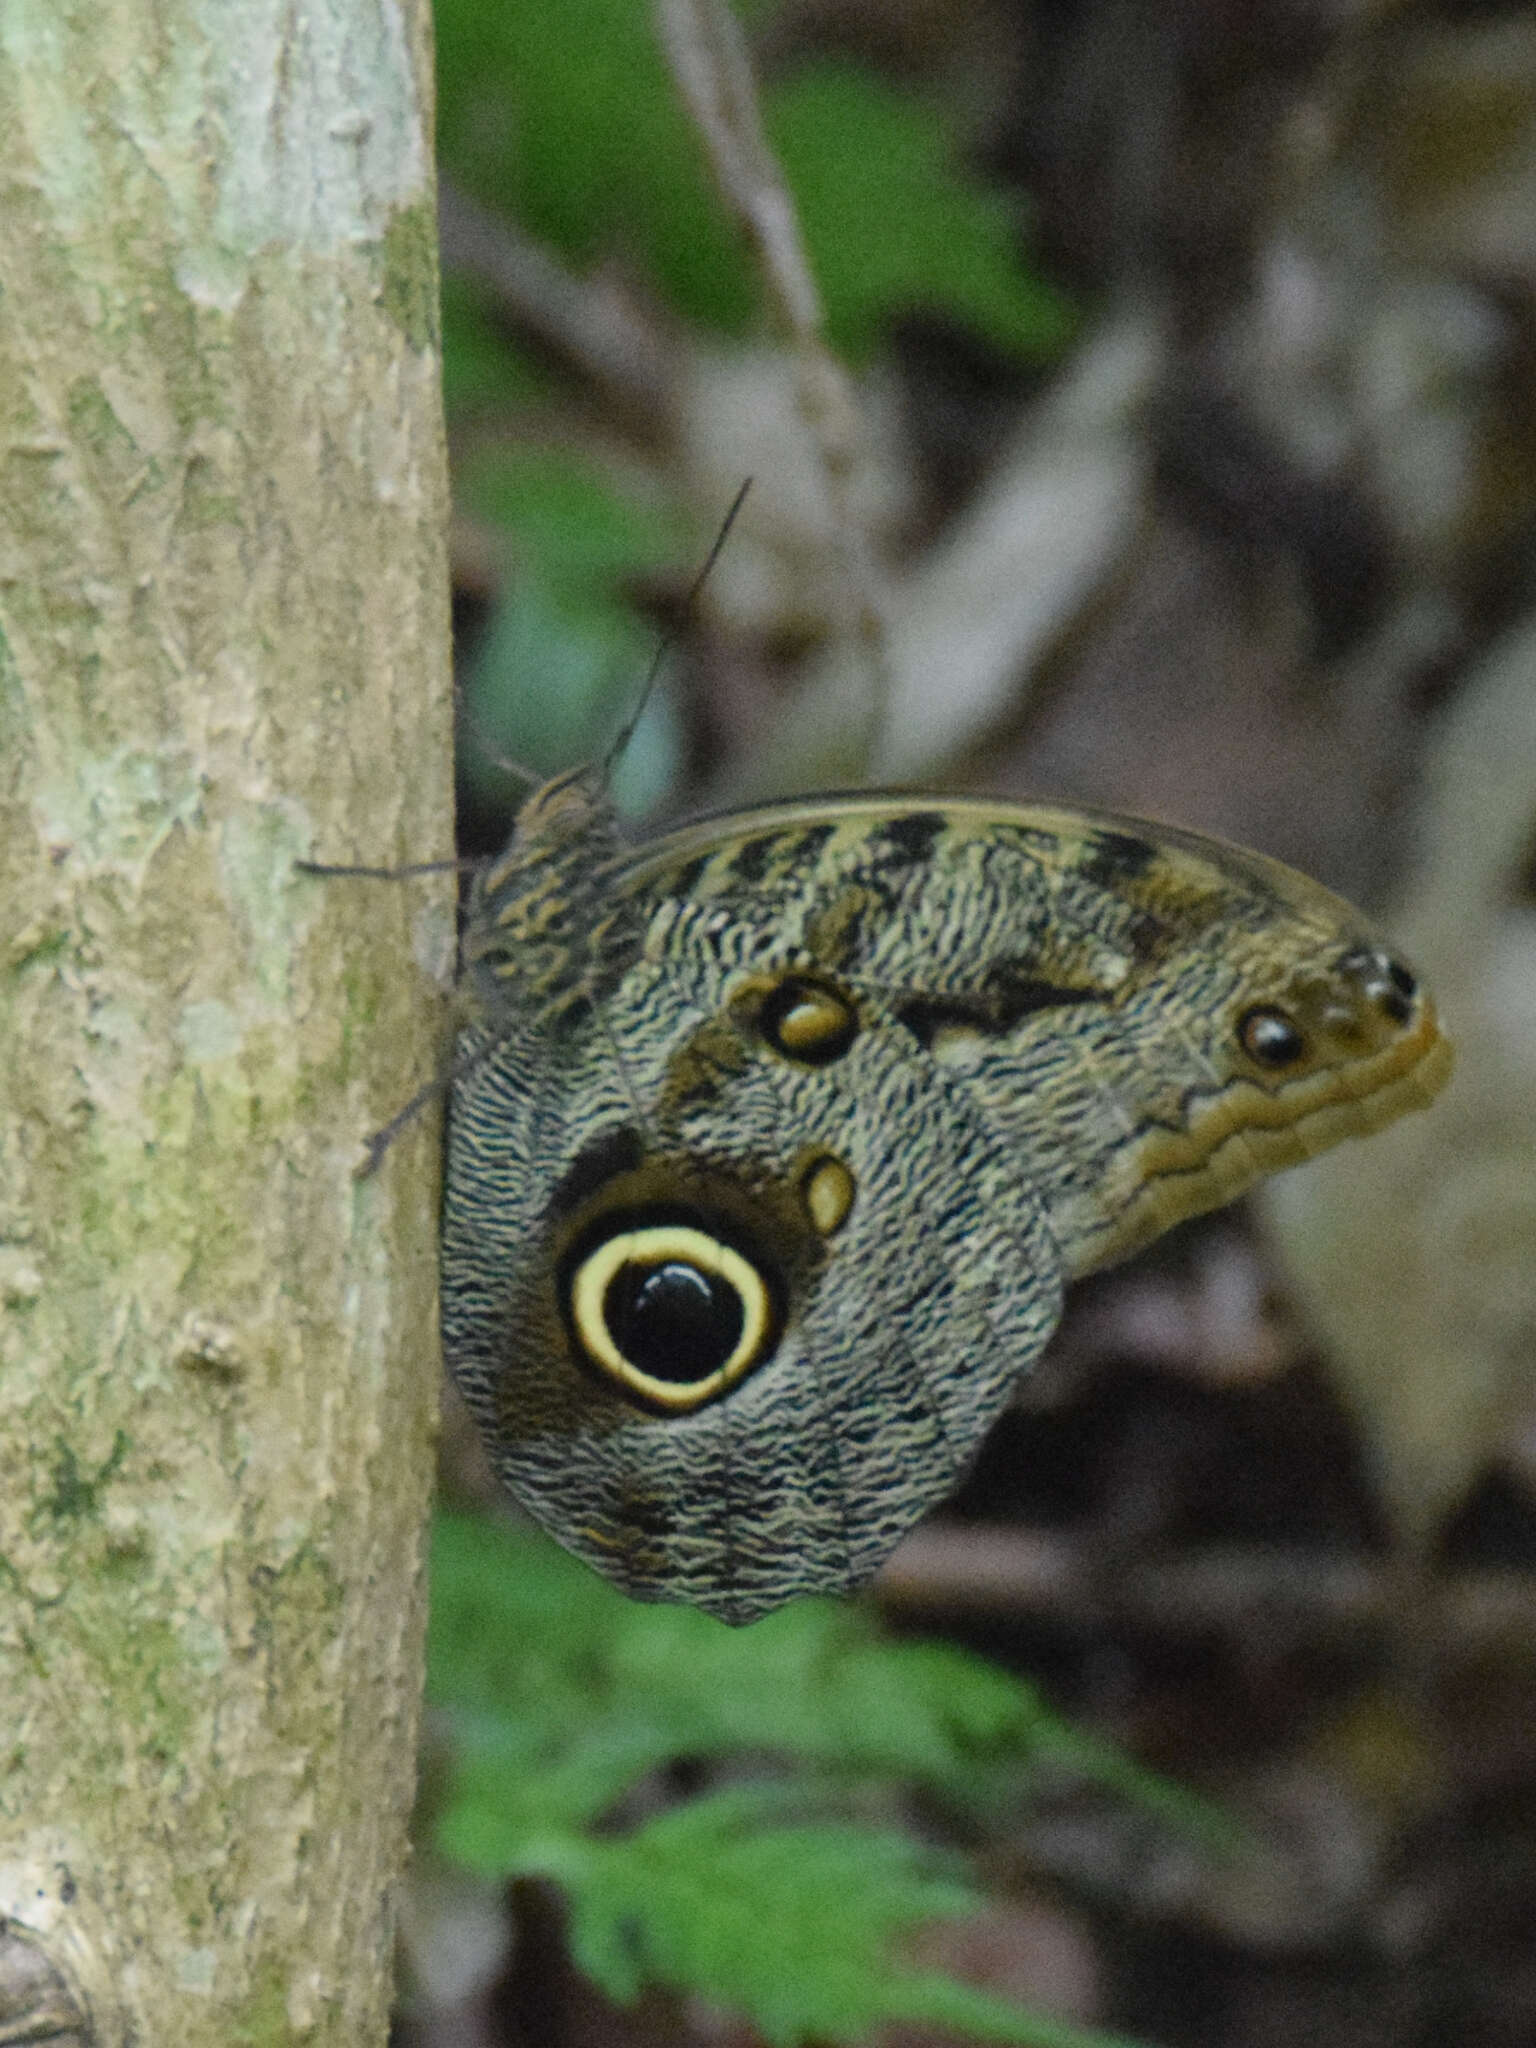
[401,3,1536,2044]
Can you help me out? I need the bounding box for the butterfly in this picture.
[436,764,1451,1625]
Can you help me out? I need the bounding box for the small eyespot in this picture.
[566,1222,776,1411]
[800,1154,856,1237]
[1336,945,1417,1024]
[1376,956,1416,1022]
[757,977,859,1066]
[1238,1006,1307,1068]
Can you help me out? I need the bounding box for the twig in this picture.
[654,0,891,777]
[654,0,822,338]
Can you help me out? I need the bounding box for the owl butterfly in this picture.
[437,768,1451,1624]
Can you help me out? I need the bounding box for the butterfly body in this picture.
[441,780,1450,1624]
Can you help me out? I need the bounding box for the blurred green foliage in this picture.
[435,0,1075,815]
[768,60,1075,365]
[428,1513,1189,2047]
[454,446,690,818]
[438,277,548,417]
[434,0,1073,367]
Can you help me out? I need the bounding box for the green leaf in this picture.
[428,1517,1169,2047]
[564,1790,975,2039]
[462,570,641,782]
[428,1515,1180,1836]
[765,60,1076,365]
[433,0,1072,363]
[434,0,753,330]
[560,1789,1150,2048]
[456,445,684,600]
[429,1515,1049,1818]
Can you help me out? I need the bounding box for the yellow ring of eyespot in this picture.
[568,1223,774,1412]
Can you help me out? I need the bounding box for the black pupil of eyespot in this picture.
[604,1260,745,1383]
[1388,959,1416,998]
[1241,1009,1305,1066]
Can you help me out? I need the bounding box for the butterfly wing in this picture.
[443,790,1451,1624]
[617,796,1451,1278]
[443,941,1062,1626]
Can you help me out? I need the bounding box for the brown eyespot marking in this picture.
[799,1153,856,1237]
[563,1214,780,1413]
[756,975,859,1065]
[1234,948,1426,1076]
[1238,1006,1308,1068]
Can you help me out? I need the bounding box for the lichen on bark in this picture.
[0,3,452,2041]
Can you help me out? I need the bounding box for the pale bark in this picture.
[0,4,451,2042]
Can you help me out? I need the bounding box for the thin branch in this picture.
[654,0,823,339]
[654,0,891,775]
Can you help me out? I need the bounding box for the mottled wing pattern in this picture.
[621,798,1450,1277]
[443,919,1061,1625]
[442,786,1451,1624]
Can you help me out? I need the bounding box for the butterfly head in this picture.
[461,765,633,1018]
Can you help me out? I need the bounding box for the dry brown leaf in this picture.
[1263,615,1536,1549]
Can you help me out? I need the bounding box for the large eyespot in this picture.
[1238,1005,1307,1068]
[565,1221,778,1412]
[757,976,859,1065]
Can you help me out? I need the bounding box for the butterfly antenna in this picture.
[600,477,752,783]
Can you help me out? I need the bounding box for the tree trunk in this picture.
[0,4,451,2042]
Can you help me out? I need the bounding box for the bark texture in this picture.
[0,4,451,2042]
